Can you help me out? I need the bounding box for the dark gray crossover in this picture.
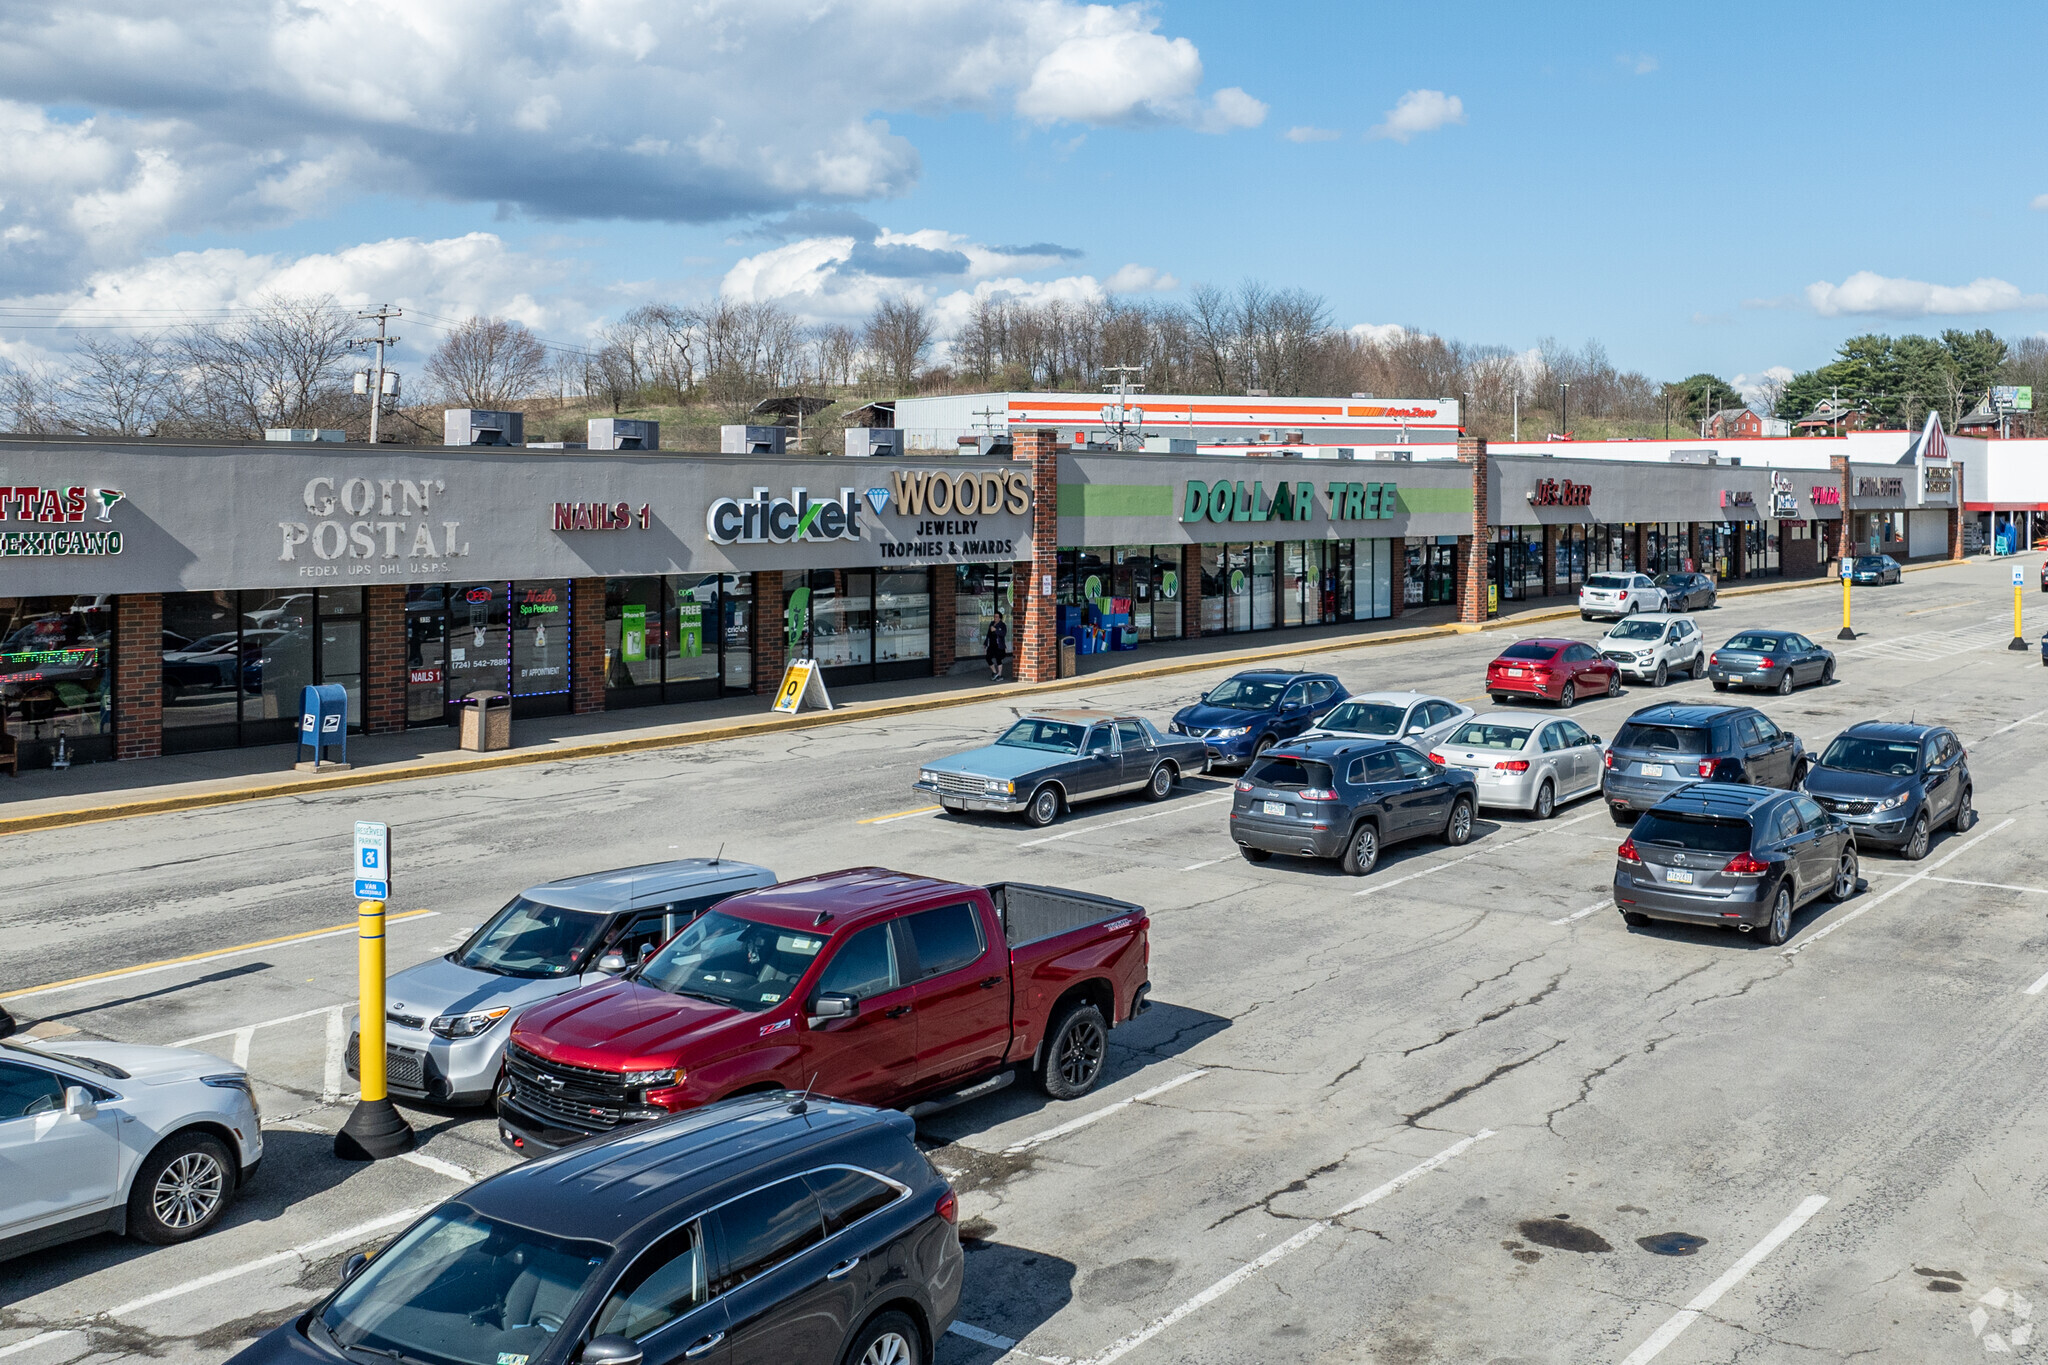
[1602,703,1809,824]
[229,1094,961,1365]
[1229,737,1477,875]
[916,709,1208,827]
[1708,629,1835,695]
[1802,721,1972,860]
[1614,784,1858,945]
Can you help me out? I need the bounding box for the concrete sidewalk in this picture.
[0,564,1954,834]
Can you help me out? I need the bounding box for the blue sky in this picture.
[2,0,2042,389]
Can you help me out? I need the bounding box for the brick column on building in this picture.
[1948,461,1966,560]
[1687,522,1702,574]
[1387,537,1406,618]
[362,585,407,735]
[571,578,606,714]
[930,566,957,676]
[1455,436,1489,624]
[1542,523,1561,597]
[1181,543,1204,639]
[113,593,163,761]
[1632,523,1650,575]
[751,571,784,694]
[1829,453,1853,570]
[1012,429,1062,681]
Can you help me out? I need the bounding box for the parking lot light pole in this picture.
[336,899,415,1161]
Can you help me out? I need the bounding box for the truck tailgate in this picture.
[988,881,1142,948]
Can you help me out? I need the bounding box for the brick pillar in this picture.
[1542,523,1561,596]
[931,567,957,676]
[1388,537,1406,618]
[752,571,784,694]
[1181,543,1204,638]
[1455,435,1489,623]
[361,586,407,735]
[1632,523,1650,575]
[1829,453,1853,568]
[1013,429,1061,681]
[1949,462,1966,559]
[1687,522,1702,574]
[114,593,162,760]
[571,578,605,714]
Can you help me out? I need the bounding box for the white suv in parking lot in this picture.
[1580,572,1665,620]
[0,1039,262,1263]
[1597,613,1705,687]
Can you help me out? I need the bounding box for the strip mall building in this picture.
[0,403,1998,770]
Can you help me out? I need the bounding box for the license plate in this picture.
[1640,764,1666,777]
[1262,801,1287,817]
[1506,668,1525,678]
[1664,868,1694,884]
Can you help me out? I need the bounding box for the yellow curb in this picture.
[0,559,1974,837]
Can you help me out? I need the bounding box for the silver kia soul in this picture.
[347,858,777,1105]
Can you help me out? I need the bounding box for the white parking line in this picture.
[1180,858,1229,871]
[103,1206,431,1317]
[1018,797,1230,848]
[1003,1071,1208,1155]
[1617,1194,1829,1365]
[1861,872,2048,896]
[1550,902,1605,925]
[0,1332,79,1360]
[1781,819,2014,957]
[1082,1130,1494,1365]
[944,1321,1069,1364]
[175,1004,341,1051]
[2023,969,2048,997]
[1977,709,2048,744]
[399,1149,478,1184]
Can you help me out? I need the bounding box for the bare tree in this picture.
[164,295,356,437]
[1,359,66,434]
[862,296,934,393]
[426,316,549,408]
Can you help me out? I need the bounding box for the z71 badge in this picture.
[759,1018,793,1037]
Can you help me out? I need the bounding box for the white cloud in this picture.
[1286,125,1341,143]
[1103,263,1178,292]
[1804,271,2048,317]
[1013,8,1263,131]
[1732,366,1794,404]
[1366,89,1465,143]
[1348,322,1412,345]
[2030,193,2048,211]
[1617,52,1658,74]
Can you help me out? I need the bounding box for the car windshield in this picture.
[1722,634,1781,652]
[1317,701,1405,735]
[1450,722,1531,750]
[635,911,827,1012]
[1615,723,1711,754]
[1498,642,1560,662]
[995,719,1086,753]
[318,1206,610,1365]
[1607,620,1665,642]
[1246,756,1335,789]
[1653,574,1687,587]
[1205,677,1286,709]
[1632,813,1753,854]
[1586,575,1630,590]
[451,897,610,978]
[1819,736,1921,776]
[1855,557,1884,570]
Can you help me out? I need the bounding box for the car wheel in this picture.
[841,1310,924,1365]
[1252,734,1276,761]
[1627,600,1640,614]
[1821,660,1835,684]
[1024,784,1061,828]
[1560,681,1576,708]
[1581,610,1593,621]
[1830,847,1858,901]
[128,1131,235,1246]
[1653,661,1668,688]
[1776,669,1793,696]
[1038,1003,1108,1099]
[1760,886,1794,946]
[1691,653,1706,681]
[1622,910,1651,928]
[1340,823,1379,876]
[1443,795,1475,846]
[1533,780,1555,820]
[1954,785,1973,831]
[1239,844,1272,864]
[1792,759,1809,787]
[1490,693,1508,705]
[1606,671,1622,697]
[1711,679,1729,692]
[1144,763,1175,802]
[1610,804,1635,826]
[1903,813,1930,861]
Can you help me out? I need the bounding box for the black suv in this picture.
[1601,703,1809,825]
[231,1096,960,1365]
[1802,721,1972,860]
[1230,737,1477,875]
[1614,784,1858,945]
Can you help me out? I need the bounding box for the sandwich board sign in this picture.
[772,658,833,715]
[353,821,390,901]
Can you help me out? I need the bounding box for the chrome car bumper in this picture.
[915,779,1027,813]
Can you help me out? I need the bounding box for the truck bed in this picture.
[987,881,1141,949]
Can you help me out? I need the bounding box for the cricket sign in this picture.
[708,487,863,544]
[771,658,833,714]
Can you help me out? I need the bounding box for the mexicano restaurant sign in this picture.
[2,485,127,557]
[1180,477,1401,524]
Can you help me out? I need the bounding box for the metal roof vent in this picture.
[444,409,524,447]
[588,418,660,451]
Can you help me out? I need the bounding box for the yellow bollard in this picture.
[335,900,415,1160]
[1836,564,1855,641]
[2011,573,2030,651]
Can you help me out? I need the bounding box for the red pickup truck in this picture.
[497,868,1151,1154]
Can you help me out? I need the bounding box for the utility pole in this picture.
[352,306,403,444]
[1099,363,1146,450]
[1559,382,1570,440]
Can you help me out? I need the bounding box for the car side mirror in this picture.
[1199,691,1210,702]
[810,991,857,1022]
[1587,734,1602,747]
[581,1336,644,1365]
[62,1086,96,1118]
[341,1252,369,1285]
[597,952,629,974]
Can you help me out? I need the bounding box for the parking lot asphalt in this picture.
[4,553,2046,1365]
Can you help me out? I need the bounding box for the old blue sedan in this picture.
[916,709,1211,827]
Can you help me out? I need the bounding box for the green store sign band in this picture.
[1180,478,1400,524]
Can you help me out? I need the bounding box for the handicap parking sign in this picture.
[353,820,390,900]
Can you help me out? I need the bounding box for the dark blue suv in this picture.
[230,1095,961,1365]
[1170,670,1347,767]
[1230,737,1477,875]
[1801,721,1971,860]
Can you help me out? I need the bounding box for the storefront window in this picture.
[1250,543,1276,630]
[876,572,930,664]
[955,565,1013,661]
[1150,547,1182,640]
[811,571,871,668]
[721,575,752,692]
[0,595,114,767]
[162,591,243,746]
[247,589,314,745]
[405,586,448,724]
[607,577,664,696]
[669,575,722,688]
[1353,538,1393,619]
[446,582,509,703]
[1282,542,1310,627]
[316,588,364,728]
[1745,524,1780,578]
[1201,546,1227,633]
[1227,545,1254,632]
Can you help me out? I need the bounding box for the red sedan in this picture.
[1486,638,1621,708]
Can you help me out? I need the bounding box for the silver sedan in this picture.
[1426,712,1608,819]
[1300,691,1475,752]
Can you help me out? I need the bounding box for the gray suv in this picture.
[1602,703,1809,825]
[347,858,776,1104]
[1614,784,1858,945]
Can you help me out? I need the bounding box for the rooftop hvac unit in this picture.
[444,409,525,447]
[265,428,346,443]
[589,418,660,450]
[844,428,904,458]
[1140,436,1197,454]
[720,424,787,455]
[1373,449,1414,462]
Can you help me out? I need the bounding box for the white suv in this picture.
[1580,572,1665,621]
[0,1039,263,1262]
[1596,613,1705,686]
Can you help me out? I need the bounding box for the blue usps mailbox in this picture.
[298,683,349,769]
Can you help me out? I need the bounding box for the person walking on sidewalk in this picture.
[985,609,1010,681]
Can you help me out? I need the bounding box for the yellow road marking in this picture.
[858,805,942,824]
[0,910,436,1002]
